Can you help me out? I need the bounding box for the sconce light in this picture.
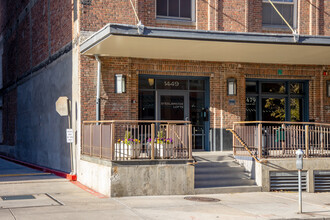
[227,78,237,96]
[148,78,155,87]
[115,74,126,93]
[327,81,330,97]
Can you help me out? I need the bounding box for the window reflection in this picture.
[262,98,285,121]
[290,98,302,122]
[261,83,285,94]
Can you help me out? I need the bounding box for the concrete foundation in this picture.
[78,155,195,197]
[236,156,330,193]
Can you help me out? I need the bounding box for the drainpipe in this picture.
[95,55,101,121]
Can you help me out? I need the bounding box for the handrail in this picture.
[233,121,330,127]
[227,129,266,164]
[83,120,191,124]
[232,122,330,159]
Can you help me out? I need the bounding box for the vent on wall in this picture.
[314,171,330,192]
[270,171,307,191]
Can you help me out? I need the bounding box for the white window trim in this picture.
[155,0,196,22]
[262,0,297,30]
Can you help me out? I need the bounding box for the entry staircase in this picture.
[194,151,262,194]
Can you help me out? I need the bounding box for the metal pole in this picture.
[298,169,302,214]
[95,55,101,122]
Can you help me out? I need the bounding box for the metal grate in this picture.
[1,195,35,201]
[184,196,220,202]
[314,171,330,192]
[270,171,307,191]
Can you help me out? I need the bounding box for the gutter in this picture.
[95,55,101,121]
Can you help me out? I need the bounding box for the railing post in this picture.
[305,125,309,158]
[258,123,262,159]
[233,123,236,155]
[90,124,92,156]
[151,123,155,160]
[188,123,193,160]
[111,123,115,160]
[100,124,102,158]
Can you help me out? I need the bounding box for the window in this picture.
[156,0,194,20]
[262,0,297,28]
[327,81,330,97]
[245,80,308,122]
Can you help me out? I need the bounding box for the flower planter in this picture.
[115,142,141,159]
[154,143,174,158]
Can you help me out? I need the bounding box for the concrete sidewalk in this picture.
[0,158,329,219]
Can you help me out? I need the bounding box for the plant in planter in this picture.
[148,130,174,158]
[115,131,141,159]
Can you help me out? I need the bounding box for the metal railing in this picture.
[231,121,330,159]
[82,120,193,161]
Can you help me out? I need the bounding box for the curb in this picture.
[0,155,77,181]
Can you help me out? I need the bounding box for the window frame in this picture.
[156,0,196,21]
[245,79,309,122]
[262,0,297,30]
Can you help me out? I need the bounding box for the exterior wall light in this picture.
[148,78,155,87]
[327,81,330,97]
[115,74,126,93]
[227,78,237,96]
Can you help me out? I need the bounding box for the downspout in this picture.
[95,55,101,121]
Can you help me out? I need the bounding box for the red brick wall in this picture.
[31,0,49,67]
[80,56,330,127]
[80,0,330,35]
[50,0,73,54]
[0,0,73,145]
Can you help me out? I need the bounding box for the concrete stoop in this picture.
[193,151,262,194]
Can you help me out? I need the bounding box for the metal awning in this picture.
[80,24,330,65]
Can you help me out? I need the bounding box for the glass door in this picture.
[156,91,189,121]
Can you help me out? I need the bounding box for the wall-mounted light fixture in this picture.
[115,74,126,93]
[227,78,237,96]
[148,78,155,87]
[327,81,330,97]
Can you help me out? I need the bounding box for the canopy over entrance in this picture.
[81,24,330,65]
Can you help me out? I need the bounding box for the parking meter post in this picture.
[298,169,302,214]
[296,149,304,214]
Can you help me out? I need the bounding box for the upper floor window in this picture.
[156,0,194,20]
[262,0,297,28]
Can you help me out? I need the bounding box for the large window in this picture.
[262,0,296,28]
[156,0,194,20]
[246,80,308,122]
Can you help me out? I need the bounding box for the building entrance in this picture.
[139,75,210,150]
[157,91,189,121]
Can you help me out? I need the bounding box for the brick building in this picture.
[0,0,330,195]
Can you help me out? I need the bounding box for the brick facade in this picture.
[0,0,73,145]
[81,57,330,130]
[79,1,330,151]
[80,0,330,34]
[1,0,330,149]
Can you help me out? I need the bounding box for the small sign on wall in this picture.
[229,99,236,105]
[66,129,74,143]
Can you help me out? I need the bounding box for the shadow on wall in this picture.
[15,51,73,173]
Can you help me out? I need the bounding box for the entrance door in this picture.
[156,91,189,121]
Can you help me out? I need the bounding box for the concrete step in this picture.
[195,171,251,180]
[193,151,259,192]
[194,155,235,162]
[194,185,262,194]
[194,161,241,168]
[195,178,256,188]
